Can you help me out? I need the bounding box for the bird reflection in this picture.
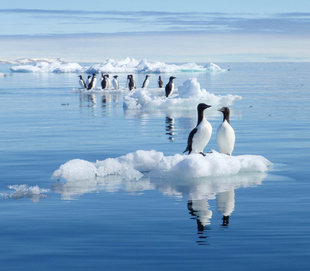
[216,190,235,226]
[79,93,97,107]
[165,116,175,141]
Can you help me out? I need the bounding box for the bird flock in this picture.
[79,74,176,97]
[78,75,235,156]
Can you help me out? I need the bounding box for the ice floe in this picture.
[51,150,272,200]
[0,185,50,202]
[9,57,227,74]
[123,78,241,112]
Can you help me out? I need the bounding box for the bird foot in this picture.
[199,152,206,157]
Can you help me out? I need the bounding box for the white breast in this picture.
[216,120,235,155]
[191,119,212,153]
[90,78,97,89]
[112,79,119,89]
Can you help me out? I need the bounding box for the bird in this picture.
[127,75,135,91]
[158,76,163,88]
[142,75,150,88]
[101,73,107,89]
[87,73,97,90]
[184,103,212,156]
[217,107,235,155]
[78,75,87,88]
[105,74,112,89]
[165,76,176,97]
[87,75,92,88]
[112,75,119,90]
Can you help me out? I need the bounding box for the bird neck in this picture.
[223,112,230,123]
[197,110,205,126]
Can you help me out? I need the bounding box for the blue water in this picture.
[0,63,310,270]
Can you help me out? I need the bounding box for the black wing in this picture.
[165,83,171,97]
[183,128,197,154]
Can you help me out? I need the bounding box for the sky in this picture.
[0,0,310,62]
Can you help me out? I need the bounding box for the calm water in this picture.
[0,63,310,270]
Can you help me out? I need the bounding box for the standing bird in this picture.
[217,107,235,155]
[87,75,92,88]
[184,103,212,156]
[101,73,107,89]
[87,74,97,90]
[112,75,119,90]
[105,74,112,89]
[78,75,87,89]
[165,76,176,97]
[127,75,135,91]
[158,76,163,88]
[142,75,150,88]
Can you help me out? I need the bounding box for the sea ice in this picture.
[51,150,271,200]
[123,78,241,112]
[0,184,49,202]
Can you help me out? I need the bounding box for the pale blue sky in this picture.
[1,0,309,62]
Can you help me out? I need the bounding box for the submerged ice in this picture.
[0,185,49,202]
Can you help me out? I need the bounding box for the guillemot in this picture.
[216,107,235,155]
[184,103,212,156]
[142,75,150,88]
[78,75,87,88]
[87,74,97,90]
[165,76,176,97]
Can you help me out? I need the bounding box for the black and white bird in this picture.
[217,107,235,155]
[105,74,112,89]
[87,75,92,88]
[142,75,150,88]
[112,75,119,90]
[78,75,87,88]
[158,76,163,88]
[184,103,212,156]
[87,73,97,90]
[165,76,176,97]
[101,73,107,89]
[127,75,135,91]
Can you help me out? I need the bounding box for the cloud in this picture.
[0,9,309,36]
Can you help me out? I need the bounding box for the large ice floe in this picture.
[9,57,227,74]
[123,78,241,113]
[52,150,272,200]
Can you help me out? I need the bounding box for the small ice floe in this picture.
[52,150,271,182]
[205,63,228,73]
[0,184,50,202]
[51,150,271,200]
[123,78,241,112]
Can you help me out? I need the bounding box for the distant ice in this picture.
[124,78,241,112]
[10,60,83,73]
[9,57,227,74]
[0,184,49,202]
[52,150,271,200]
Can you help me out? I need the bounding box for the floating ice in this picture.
[51,150,271,200]
[205,62,228,73]
[52,150,271,181]
[10,60,83,73]
[9,57,226,74]
[123,78,241,112]
[0,184,49,202]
